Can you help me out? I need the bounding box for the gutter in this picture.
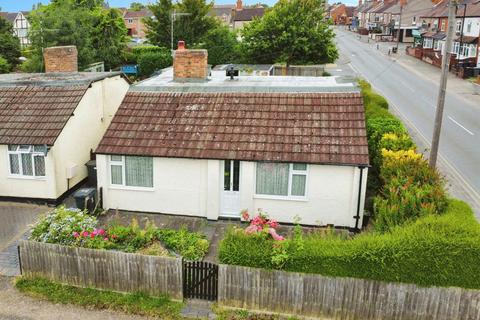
[354,165,367,230]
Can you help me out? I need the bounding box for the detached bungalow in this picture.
[96,43,369,229]
[0,46,129,203]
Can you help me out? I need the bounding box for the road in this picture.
[334,29,480,213]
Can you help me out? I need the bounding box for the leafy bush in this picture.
[132,45,169,57]
[219,200,480,289]
[0,55,11,73]
[30,209,209,260]
[30,206,97,245]
[137,50,172,77]
[359,80,388,110]
[156,227,209,261]
[379,133,415,152]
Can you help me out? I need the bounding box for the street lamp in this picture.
[171,9,191,55]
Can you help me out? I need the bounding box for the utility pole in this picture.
[429,0,458,168]
[395,3,403,52]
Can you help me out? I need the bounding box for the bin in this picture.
[73,187,96,213]
[85,160,97,187]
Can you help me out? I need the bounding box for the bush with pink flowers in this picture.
[241,210,285,241]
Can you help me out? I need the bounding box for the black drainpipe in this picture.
[354,166,367,230]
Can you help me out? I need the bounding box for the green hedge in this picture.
[219,200,480,289]
[137,51,172,77]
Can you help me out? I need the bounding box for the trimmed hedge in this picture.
[219,200,480,289]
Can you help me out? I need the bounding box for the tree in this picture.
[0,56,11,74]
[196,25,240,66]
[25,0,127,72]
[0,15,21,71]
[144,0,217,49]
[130,2,146,11]
[240,0,338,65]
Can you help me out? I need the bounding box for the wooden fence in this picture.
[19,240,183,300]
[218,264,480,320]
[272,65,325,76]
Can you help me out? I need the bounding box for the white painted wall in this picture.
[0,75,129,200]
[52,76,129,198]
[0,145,57,199]
[98,155,368,228]
[460,17,480,38]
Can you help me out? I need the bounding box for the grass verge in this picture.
[15,276,184,319]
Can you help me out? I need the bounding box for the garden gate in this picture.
[183,260,218,300]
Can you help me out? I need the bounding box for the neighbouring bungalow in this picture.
[0,46,129,204]
[95,41,369,229]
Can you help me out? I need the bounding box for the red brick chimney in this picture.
[173,41,208,82]
[358,0,363,6]
[43,46,78,73]
[236,0,243,10]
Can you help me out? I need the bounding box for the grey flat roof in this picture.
[0,72,124,87]
[132,68,359,93]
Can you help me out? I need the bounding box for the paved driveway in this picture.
[0,202,47,276]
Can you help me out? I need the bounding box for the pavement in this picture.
[332,27,480,218]
[0,202,47,276]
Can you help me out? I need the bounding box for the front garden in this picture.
[218,80,480,289]
[30,206,209,261]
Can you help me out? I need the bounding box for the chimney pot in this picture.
[177,40,186,50]
[236,0,243,10]
[43,45,78,73]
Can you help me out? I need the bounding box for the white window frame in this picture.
[7,145,46,179]
[452,41,460,54]
[109,155,154,191]
[254,162,309,201]
[456,20,462,33]
[423,37,433,49]
[127,18,133,23]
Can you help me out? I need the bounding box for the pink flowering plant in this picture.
[241,209,285,241]
[72,228,116,249]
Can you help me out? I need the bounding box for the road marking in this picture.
[448,116,475,135]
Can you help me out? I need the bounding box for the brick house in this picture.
[123,8,152,39]
[208,4,235,27]
[413,0,480,75]
[0,46,129,204]
[95,42,370,229]
[330,4,356,25]
[232,0,265,30]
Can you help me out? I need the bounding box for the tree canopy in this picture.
[25,0,127,71]
[240,0,338,65]
[195,25,239,66]
[130,2,146,11]
[0,15,21,72]
[144,0,217,49]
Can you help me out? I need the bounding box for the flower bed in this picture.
[30,206,209,261]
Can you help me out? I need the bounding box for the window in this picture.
[412,16,416,25]
[441,19,446,31]
[466,22,472,33]
[7,145,46,178]
[452,41,460,54]
[256,163,308,198]
[110,155,153,188]
[456,20,462,33]
[423,37,433,48]
[127,19,133,23]
[459,43,477,59]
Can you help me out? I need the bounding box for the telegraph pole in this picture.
[395,3,403,51]
[429,0,458,168]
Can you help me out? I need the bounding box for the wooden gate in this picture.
[183,261,218,300]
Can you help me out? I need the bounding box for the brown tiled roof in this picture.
[0,86,88,145]
[124,9,152,19]
[96,92,369,166]
[234,7,265,21]
[0,12,18,23]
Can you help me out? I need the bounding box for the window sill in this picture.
[253,194,308,202]
[8,175,46,181]
[109,185,155,192]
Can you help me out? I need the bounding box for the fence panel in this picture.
[19,240,183,300]
[218,264,480,320]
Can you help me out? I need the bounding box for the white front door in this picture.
[221,160,241,217]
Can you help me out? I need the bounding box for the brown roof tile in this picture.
[96,92,369,166]
[0,85,88,145]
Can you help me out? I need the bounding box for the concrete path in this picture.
[0,276,151,320]
[0,202,47,276]
[334,28,480,218]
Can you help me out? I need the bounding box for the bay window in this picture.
[423,38,433,48]
[256,162,308,198]
[110,155,153,188]
[7,145,46,178]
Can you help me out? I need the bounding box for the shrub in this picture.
[137,50,172,77]
[379,133,415,152]
[219,200,480,289]
[156,227,209,261]
[359,79,388,110]
[0,55,11,73]
[132,45,169,57]
[30,206,97,245]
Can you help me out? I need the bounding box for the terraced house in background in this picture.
[95,42,370,229]
[0,46,129,204]
[0,11,30,47]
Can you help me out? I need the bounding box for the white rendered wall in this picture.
[99,155,368,228]
[52,75,129,198]
[0,145,57,199]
